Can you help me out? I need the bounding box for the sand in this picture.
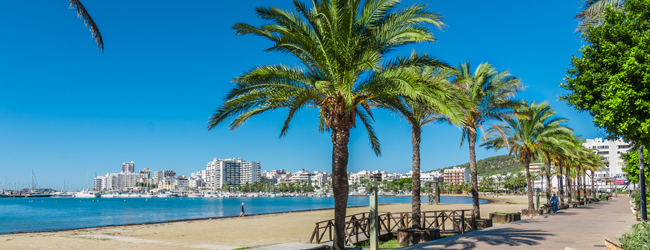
[0,195,544,250]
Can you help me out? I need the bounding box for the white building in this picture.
[443,167,470,184]
[199,158,261,189]
[583,137,633,179]
[122,161,135,173]
[290,169,312,183]
[94,161,147,191]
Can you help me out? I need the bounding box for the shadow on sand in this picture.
[404,228,554,250]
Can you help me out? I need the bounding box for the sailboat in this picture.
[25,170,51,198]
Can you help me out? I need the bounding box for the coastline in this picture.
[0,195,537,250]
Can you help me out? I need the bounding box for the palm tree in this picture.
[69,1,104,51]
[375,66,464,229]
[575,0,624,36]
[453,62,523,219]
[482,101,572,210]
[207,1,445,249]
[538,130,574,202]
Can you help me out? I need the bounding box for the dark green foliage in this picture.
[619,222,650,250]
[431,155,538,176]
[622,148,650,185]
[561,0,650,146]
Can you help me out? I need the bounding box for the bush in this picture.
[619,222,650,250]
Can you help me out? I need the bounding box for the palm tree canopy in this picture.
[70,0,104,51]
[454,62,524,146]
[373,66,466,129]
[481,100,572,165]
[208,0,446,155]
[576,0,624,36]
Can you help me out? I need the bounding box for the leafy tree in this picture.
[206,1,444,248]
[453,62,523,219]
[562,0,650,148]
[375,66,464,228]
[623,147,650,185]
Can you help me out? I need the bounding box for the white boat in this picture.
[141,193,153,198]
[188,193,203,198]
[158,192,171,198]
[74,189,101,198]
[102,193,119,198]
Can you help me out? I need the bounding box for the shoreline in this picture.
[2,196,489,235]
[0,195,536,250]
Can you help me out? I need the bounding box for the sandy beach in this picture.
[0,195,545,250]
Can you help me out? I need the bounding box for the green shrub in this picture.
[619,222,650,250]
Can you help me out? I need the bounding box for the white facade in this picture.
[290,169,312,183]
[199,158,261,189]
[122,161,135,173]
[583,138,633,178]
[443,167,470,184]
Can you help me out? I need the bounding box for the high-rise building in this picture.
[583,138,633,179]
[122,161,135,173]
[201,158,261,189]
[139,168,151,179]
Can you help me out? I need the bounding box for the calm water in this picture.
[0,196,485,234]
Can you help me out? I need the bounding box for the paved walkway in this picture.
[402,197,636,250]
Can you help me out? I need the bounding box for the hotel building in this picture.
[443,167,470,184]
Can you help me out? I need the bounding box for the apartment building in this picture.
[200,158,261,189]
[583,137,633,179]
[443,167,469,184]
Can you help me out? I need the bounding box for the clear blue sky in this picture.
[0,0,604,190]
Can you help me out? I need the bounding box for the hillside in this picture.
[429,155,542,176]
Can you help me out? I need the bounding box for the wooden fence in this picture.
[309,209,475,245]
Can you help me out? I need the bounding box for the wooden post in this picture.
[370,187,379,250]
[460,210,465,234]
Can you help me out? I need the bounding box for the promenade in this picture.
[402,197,635,250]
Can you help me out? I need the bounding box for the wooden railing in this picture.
[310,209,475,244]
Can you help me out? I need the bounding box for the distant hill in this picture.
[429,155,543,177]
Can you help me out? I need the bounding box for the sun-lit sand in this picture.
[0,195,545,250]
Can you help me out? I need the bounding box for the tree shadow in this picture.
[402,228,553,249]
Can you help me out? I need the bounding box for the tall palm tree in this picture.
[69,0,104,51]
[482,101,571,210]
[538,128,574,202]
[206,1,445,249]
[453,62,523,219]
[375,66,464,229]
[575,0,624,36]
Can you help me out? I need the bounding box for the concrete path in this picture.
[247,242,330,250]
[401,197,636,250]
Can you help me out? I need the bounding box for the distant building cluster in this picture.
[94,162,189,191]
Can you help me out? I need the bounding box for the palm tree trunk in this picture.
[331,128,351,250]
[558,162,564,205]
[468,129,481,219]
[545,160,552,203]
[583,170,587,200]
[591,171,596,200]
[525,156,534,210]
[411,126,422,229]
[566,166,573,203]
[576,165,582,201]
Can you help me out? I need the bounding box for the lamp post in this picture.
[640,145,647,221]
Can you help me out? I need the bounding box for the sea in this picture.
[0,196,485,234]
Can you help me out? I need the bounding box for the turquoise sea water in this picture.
[0,196,485,234]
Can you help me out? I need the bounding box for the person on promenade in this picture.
[239,203,245,218]
[550,193,559,213]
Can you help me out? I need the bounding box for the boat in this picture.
[188,193,203,198]
[102,193,119,198]
[141,193,153,198]
[74,189,101,198]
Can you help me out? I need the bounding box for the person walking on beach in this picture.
[550,193,559,213]
[239,203,245,218]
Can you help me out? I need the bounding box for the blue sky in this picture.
[0,0,604,190]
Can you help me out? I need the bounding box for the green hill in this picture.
[429,155,542,177]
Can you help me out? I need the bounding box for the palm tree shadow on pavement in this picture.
[404,228,553,250]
